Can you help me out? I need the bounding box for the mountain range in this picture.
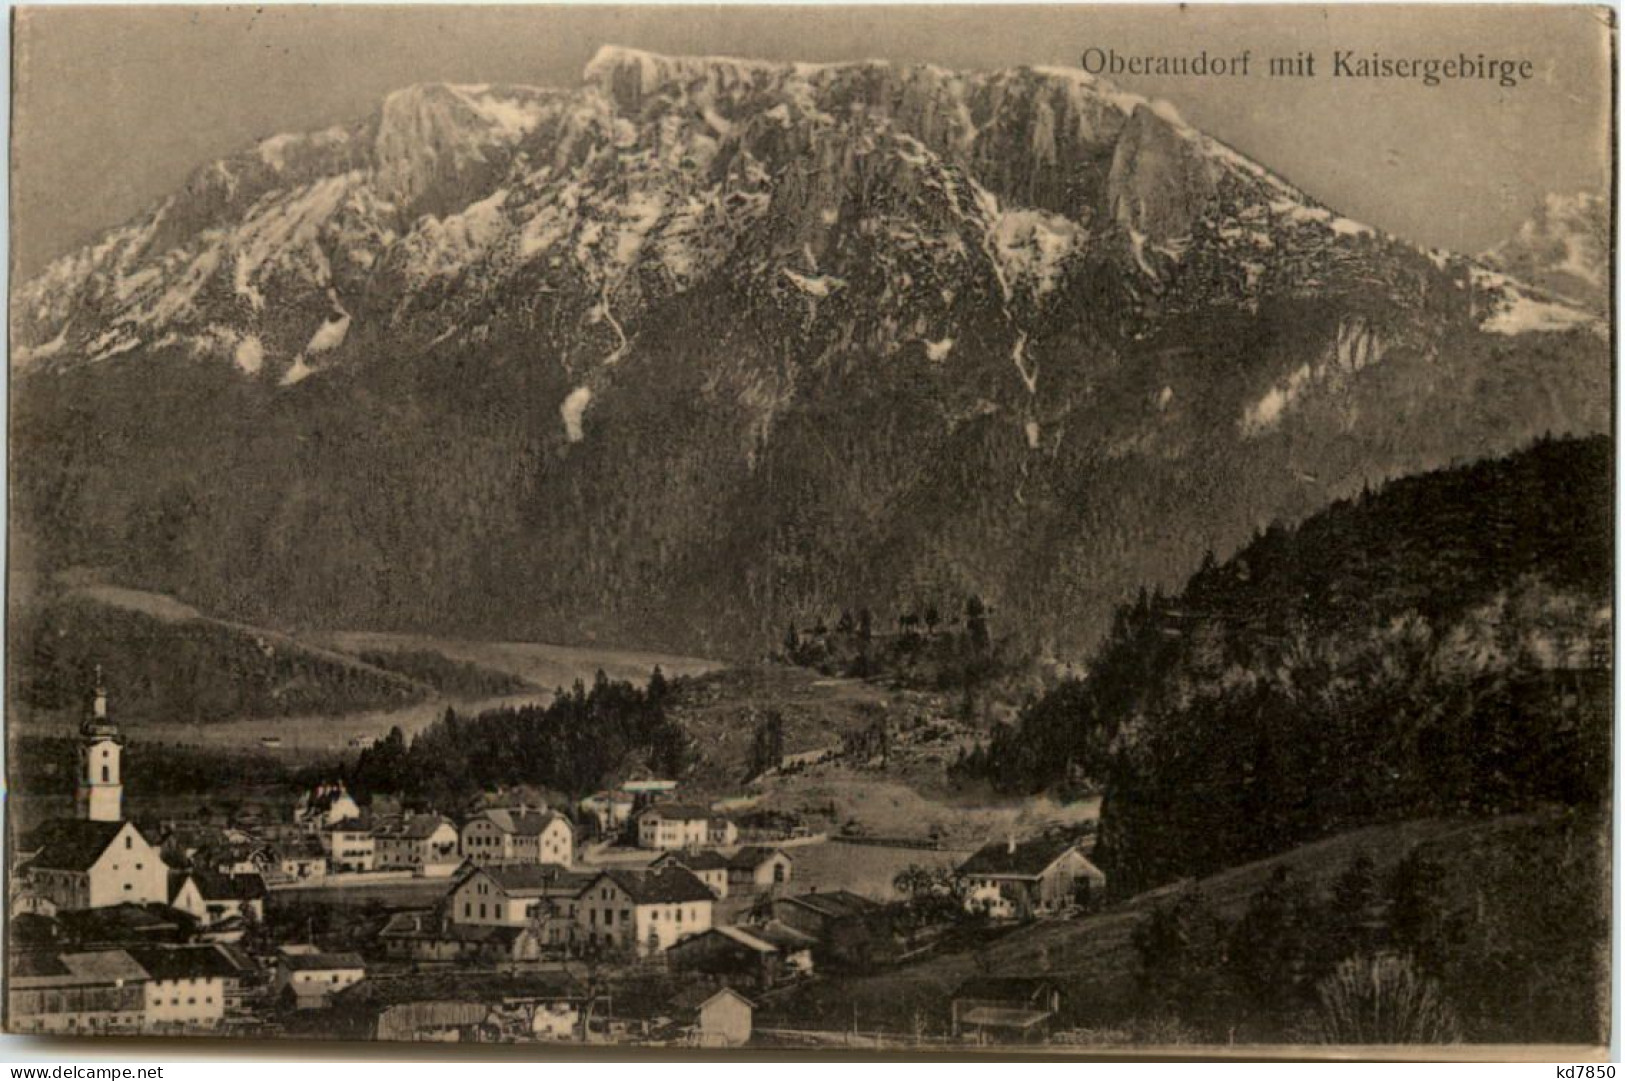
[10,46,1610,659]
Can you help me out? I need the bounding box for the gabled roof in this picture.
[379,911,535,943]
[374,813,456,840]
[635,803,713,823]
[472,809,566,837]
[192,871,267,901]
[592,867,715,905]
[711,925,778,953]
[21,820,133,872]
[333,970,578,1010]
[657,850,731,872]
[751,921,819,951]
[276,836,328,860]
[671,985,755,1013]
[279,950,366,972]
[462,862,593,897]
[950,976,1059,1005]
[127,945,241,982]
[12,942,146,988]
[780,890,878,920]
[726,846,791,871]
[56,903,194,941]
[956,835,1085,879]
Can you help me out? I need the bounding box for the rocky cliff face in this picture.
[1482,191,1610,312]
[10,48,1610,658]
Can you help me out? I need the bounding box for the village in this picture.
[8,678,1107,1047]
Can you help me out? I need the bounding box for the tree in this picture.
[965,595,990,653]
[748,710,786,780]
[1132,886,1233,1035]
[1310,955,1461,1044]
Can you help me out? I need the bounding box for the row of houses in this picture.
[7,944,254,1035]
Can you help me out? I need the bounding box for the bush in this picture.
[1308,955,1461,1045]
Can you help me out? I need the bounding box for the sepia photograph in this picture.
[3,3,1615,1058]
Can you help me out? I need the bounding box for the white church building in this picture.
[16,674,170,912]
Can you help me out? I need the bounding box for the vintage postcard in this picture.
[5,4,1613,1057]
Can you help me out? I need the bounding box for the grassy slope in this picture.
[764,809,1600,1038]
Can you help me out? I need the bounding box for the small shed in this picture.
[671,986,754,1047]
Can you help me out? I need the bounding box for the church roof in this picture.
[21,820,133,872]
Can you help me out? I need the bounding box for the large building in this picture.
[447,863,594,934]
[634,804,737,851]
[15,678,171,913]
[373,813,460,874]
[460,808,575,866]
[20,819,169,913]
[955,835,1106,919]
[575,867,715,955]
[7,950,148,1034]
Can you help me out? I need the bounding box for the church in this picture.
[15,675,170,912]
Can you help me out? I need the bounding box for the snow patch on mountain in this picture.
[306,310,352,354]
[1482,291,1601,336]
[561,386,593,441]
[234,335,266,375]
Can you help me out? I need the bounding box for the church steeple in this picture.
[76,667,124,823]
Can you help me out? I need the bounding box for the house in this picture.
[326,972,583,1043]
[768,890,879,940]
[724,847,793,891]
[7,949,148,1034]
[650,850,731,897]
[55,903,197,948]
[446,863,593,946]
[321,818,376,872]
[126,945,240,1032]
[949,976,1062,1041]
[666,925,785,989]
[635,804,726,850]
[670,986,754,1047]
[460,809,575,867]
[955,835,1105,919]
[373,814,461,875]
[766,891,892,969]
[575,867,715,955]
[273,836,328,882]
[577,790,636,834]
[294,782,362,832]
[19,819,169,912]
[378,911,546,964]
[274,947,367,1009]
[170,871,266,928]
[750,922,817,977]
[707,817,739,848]
[188,841,276,877]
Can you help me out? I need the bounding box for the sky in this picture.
[11,4,1613,279]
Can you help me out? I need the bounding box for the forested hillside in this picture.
[959,435,1612,894]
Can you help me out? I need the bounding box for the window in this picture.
[125,836,133,850]
[604,909,613,926]
[675,907,683,923]
[464,903,471,918]
[102,765,111,783]
[479,903,487,918]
